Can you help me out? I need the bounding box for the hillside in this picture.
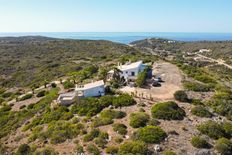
[0,37,232,155]
[0,36,139,87]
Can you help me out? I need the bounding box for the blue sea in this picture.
[1,32,232,44]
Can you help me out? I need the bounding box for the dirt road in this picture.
[120,61,183,101]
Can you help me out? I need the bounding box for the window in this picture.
[131,72,135,76]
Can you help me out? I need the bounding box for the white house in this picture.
[199,49,211,53]
[108,60,147,81]
[57,80,105,105]
[75,80,105,97]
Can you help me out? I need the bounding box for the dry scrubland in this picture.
[0,37,232,155]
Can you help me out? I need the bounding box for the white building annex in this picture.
[57,80,105,105]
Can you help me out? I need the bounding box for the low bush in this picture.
[206,91,232,120]
[2,92,13,98]
[36,90,47,97]
[151,101,186,120]
[63,81,75,89]
[184,81,212,92]
[86,144,100,155]
[112,94,135,108]
[118,140,148,155]
[75,144,84,154]
[162,150,177,155]
[174,90,189,102]
[92,110,126,127]
[197,121,232,139]
[106,146,119,154]
[133,126,167,143]
[72,94,133,117]
[129,112,150,128]
[191,106,213,118]
[94,132,109,148]
[19,94,33,101]
[71,98,102,116]
[113,123,127,135]
[16,144,31,155]
[19,105,26,109]
[83,129,100,142]
[191,136,210,148]
[215,138,232,155]
[44,121,81,144]
[34,147,58,155]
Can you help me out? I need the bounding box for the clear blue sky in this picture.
[0,0,231,32]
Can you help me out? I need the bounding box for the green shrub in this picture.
[75,144,84,154]
[106,145,119,154]
[113,123,127,135]
[19,93,33,101]
[83,129,100,142]
[207,91,232,120]
[191,106,213,118]
[151,101,186,120]
[94,132,109,148]
[16,144,31,155]
[129,112,150,128]
[71,98,102,116]
[136,70,147,87]
[34,147,58,155]
[197,121,230,139]
[191,136,210,148]
[118,140,148,155]
[92,110,126,127]
[86,144,100,155]
[112,94,135,108]
[2,92,13,98]
[215,138,232,155]
[99,95,114,107]
[162,150,177,155]
[133,126,167,143]
[194,75,216,84]
[63,81,75,89]
[148,118,160,126]
[174,90,189,102]
[37,121,81,144]
[36,90,47,97]
[115,137,123,144]
[184,81,212,92]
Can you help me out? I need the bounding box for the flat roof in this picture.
[76,80,104,91]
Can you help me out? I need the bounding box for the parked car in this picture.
[152,81,161,87]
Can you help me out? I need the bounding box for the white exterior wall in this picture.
[120,64,145,80]
[83,85,105,97]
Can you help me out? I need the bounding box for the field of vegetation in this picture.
[0,36,232,155]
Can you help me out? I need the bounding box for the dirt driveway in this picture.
[120,61,183,101]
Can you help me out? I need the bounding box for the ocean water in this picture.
[1,32,232,44]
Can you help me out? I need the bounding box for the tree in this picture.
[112,67,125,87]
[136,70,147,87]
